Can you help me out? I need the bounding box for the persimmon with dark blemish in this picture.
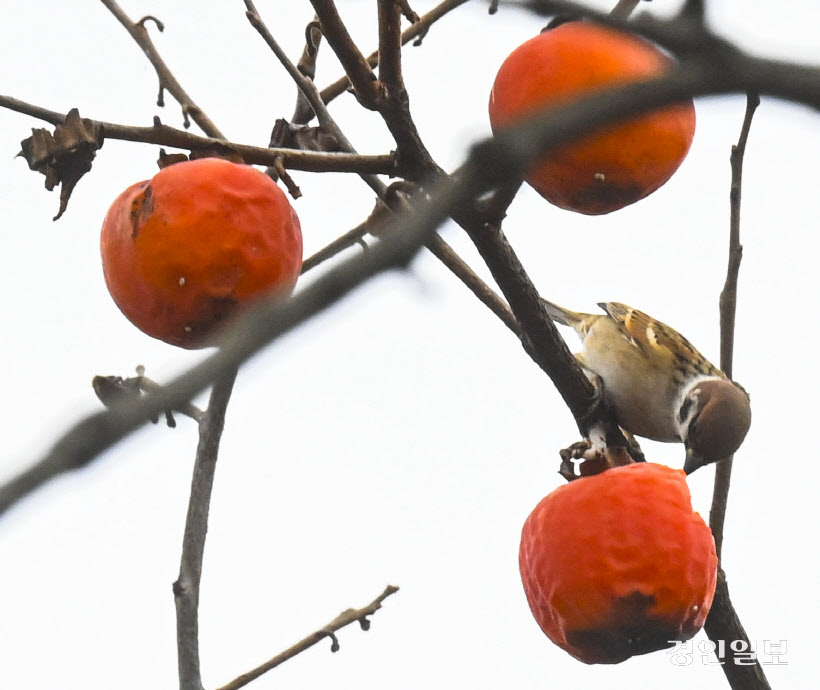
[100,158,303,348]
[489,22,696,215]
[519,463,717,664]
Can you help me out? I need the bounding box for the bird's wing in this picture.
[598,302,723,379]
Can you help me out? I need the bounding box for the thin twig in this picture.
[243,1,385,197]
[2,52,820,515]
[99,0,224,138]
[425,235,519,335]
[292,17,323,125]
[609,0,642,20]
[700,93,766,690]
[1,95,395,175]
[174,370,238,690]
[244,0,332,127]
[301,222,373,273]
[216,585,399,690]
[314,0,440,181]
[319,0,470,107]
[712,91,759,559]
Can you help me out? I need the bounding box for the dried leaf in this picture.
[270,118,341,153]
[18,108,104,220]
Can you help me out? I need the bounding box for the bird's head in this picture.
[679,378,751,474]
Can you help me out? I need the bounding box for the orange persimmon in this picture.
[100,158,302,348]
[519,463,717,664]
[489,22,696,214]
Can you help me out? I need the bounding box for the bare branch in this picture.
[700,94,763,689]
[458,219,604,436]
[216,585,399,690]
[319,0,470,109]
[2,95,395,175]
[704,570,772,690]
[174,371,238,690]
[99,0,224,138]
[711,90,759,558]
[292,18,323,125]
[609,0,643,20]
[310,0,385,109]
[244,1,332,127]
[243,1,385,197]
[302,222,372,274]
[378,0,405,94]
[425,235,519,335]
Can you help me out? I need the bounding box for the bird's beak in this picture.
[683,448,707,475]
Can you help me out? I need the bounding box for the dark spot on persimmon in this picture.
[129,182,154,239]
[564,591,682,664]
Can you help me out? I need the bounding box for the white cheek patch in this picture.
[677,389,702,440]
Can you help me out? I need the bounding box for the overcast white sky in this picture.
[1,1,818,689]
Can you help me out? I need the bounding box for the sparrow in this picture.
[542,300,751,474]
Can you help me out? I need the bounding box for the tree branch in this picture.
[711,91,759,558]
[309,0,385,109]
[319,0,470,108]
[99,0,224,137]
[216,585,399,690]
[700,92,766,690]
[378,0,405,96]
[425,235,519,336]
[704,570,772,690]
[174,370,238,690]
[1,94,394,175]
[292,17,323,125]
[609,0,644,20]
[243,1,385,197]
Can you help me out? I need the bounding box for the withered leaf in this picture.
[270,118,341,153]
[18,108,104,220]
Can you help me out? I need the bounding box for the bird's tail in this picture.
[541,299,588,328]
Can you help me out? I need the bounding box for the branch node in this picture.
[272,155,302,199]
[323,629,341,652]
[396,0,420,24]
[137,14,165,32]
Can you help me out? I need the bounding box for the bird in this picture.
[542,299,751,474]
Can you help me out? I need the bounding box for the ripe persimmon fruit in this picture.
[519,463,717,664]
[489,21,696,215]
[100,157,303,348]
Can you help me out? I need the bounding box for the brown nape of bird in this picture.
[541,299,752,473]
[681,379,752,474]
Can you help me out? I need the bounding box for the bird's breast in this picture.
[578,320,682,442]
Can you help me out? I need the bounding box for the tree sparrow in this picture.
[542,300,751,474]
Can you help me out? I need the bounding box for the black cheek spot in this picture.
[678,397,693,425]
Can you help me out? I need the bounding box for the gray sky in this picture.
[1,1,818,689]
